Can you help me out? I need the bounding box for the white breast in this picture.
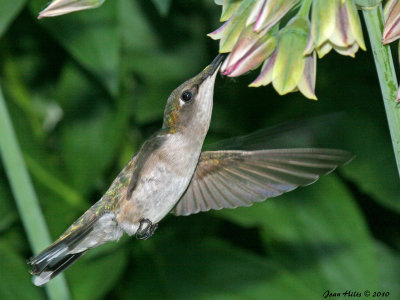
[119,133,202,235]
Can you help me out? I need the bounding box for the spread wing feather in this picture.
[172,149,353,216]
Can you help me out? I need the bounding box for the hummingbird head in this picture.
[162,54,225,137]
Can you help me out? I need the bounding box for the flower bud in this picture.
[208,0,255,52]
[221,26,277,77]
[305,0,365,58]
[383,0,400,44]
[219,0,243,22]
[38,0,105,19]
[251,17,317,99]
[247,0,300,33]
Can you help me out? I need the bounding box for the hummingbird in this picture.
[28,54,352,285]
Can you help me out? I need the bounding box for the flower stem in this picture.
[362,4,400,178]
[0,84,71,300]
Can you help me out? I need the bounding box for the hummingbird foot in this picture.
[135,218,158,240]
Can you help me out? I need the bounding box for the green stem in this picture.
[0,84,71,300]
[362,4,400,178]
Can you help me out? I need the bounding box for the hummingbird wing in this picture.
[172,149,353,216]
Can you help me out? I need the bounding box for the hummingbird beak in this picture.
[201,53,227,81]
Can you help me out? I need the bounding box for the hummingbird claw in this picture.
[135,218,158,240]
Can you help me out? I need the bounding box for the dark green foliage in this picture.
[0,1,399,299]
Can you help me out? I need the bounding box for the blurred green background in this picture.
[0,0,400,299]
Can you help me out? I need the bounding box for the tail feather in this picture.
[29,242,69,275]
[28,214,99,286]
[30,251,86,286]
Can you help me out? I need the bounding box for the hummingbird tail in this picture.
[27,214,99,286]
[29,248,86,286]
[28,212,123,285]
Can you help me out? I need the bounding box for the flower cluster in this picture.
[210,0,366,99]
[38,0,400,101]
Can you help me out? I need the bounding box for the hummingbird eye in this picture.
[181,90,192,103]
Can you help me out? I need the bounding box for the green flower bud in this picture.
[220,0,243,22]
[305,0,366,58]
[251,16,317,100]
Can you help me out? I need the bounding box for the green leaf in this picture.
[24,154,86,209]
[0,0,26,38]
[339,114,400,213]
[0,85,71,300]
[60,102,130,194]
[0,242,45,300]
[374,242,400,298]
[55,63,130,194]
[216,175,378,291]
[55,61,102,114]
[67,244,128,300]
[0,181,17,232]
[127,51,205,125]
[120,0,159,52]
[118,0,207,124]
[29,0,120,96]
[151,0,172,16]
[121,238,321,300]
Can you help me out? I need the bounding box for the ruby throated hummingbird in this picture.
[28,54,352,285]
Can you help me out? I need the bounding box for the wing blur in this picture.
[172,149,353,216]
